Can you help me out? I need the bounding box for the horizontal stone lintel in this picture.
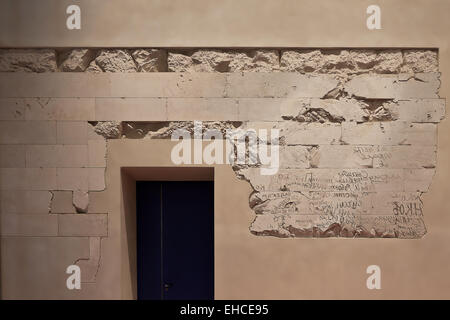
[1,98,444,124]
[240,168,435,193]
[1,73,440,99]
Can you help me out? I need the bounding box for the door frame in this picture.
[121,166,214,299]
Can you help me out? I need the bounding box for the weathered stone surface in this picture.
[401,50,439,73]
[0,49,57,72]
[344,73,440,99]
[278,146,311,168]
[341,122,436,145]
[280,49,325,73]
[373,50,403,73]
[95,49,137,72]
[73,190,89,213]
[311,145,436,169]
[168,49,279,72]
[59,49,96,72]
[239,168,407,193]
[132,49,167,72]
[250,211,426,239]
[228,50,280,72]
[85,60,103,73]
[280,49,403,74]
[91,121,122,139]
[385,99,445,123]
[226,73,339,98]
[281,122,341,145]
[281,98,367,123]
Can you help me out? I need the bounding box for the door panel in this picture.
[136,181,162,300]
[136,181,214,300]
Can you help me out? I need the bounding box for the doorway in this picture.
[136,181,214,300]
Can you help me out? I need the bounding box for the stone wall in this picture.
[0,47,444,294]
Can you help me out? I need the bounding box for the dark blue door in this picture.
[136,181,214,300]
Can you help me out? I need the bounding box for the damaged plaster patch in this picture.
[75,237,102,283]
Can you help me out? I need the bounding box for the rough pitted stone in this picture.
[281,98,367,123]
[122,121,242,139]
[95,49,137,72]
[85,60,103,73]
[168,49,279,72]
[344,73,440,99]
[401,50,439,73]
[167,53,196,72]
[92,121,122,139]
[349,50,378,69]
[132,49,167,72]
[228,50,280,72]
[168,50,230,72]
[281,49,404,74]
[58,49,96,72]
[0,49,57,72]
[280,50,324,73]
[373,50,403,73]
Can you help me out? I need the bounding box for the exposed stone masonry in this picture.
[0,48,443,252]
[0,48,439,74]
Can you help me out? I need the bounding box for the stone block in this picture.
[50,191,76,213]
[282,122,341,145]
[312,145,436,169]
[88,140,107,167]
[58,214,107,236]
[226,73,339,98]
[95,98,167,121]
[26,145,88,168]
[132,49,167,72]
[88,168,106,191]
[386,99,445,123]
[95,49,137,72]
[401,50,439,73]
[1,190,51,214]
[1,214,58,236]
[0,168,56,190]
[0,145,26,167]
[57,121,88,145]
[0,98,26,120]
[167,98,239,121]
[25,98,95,121]
[0,121,56,144]
[344,73,440,99]
[88,191,109,213]
[0,49,57,72]
[58,49,96,72]
[56,168,89,190]
[240,168,405,193]
[341,122,436,146]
